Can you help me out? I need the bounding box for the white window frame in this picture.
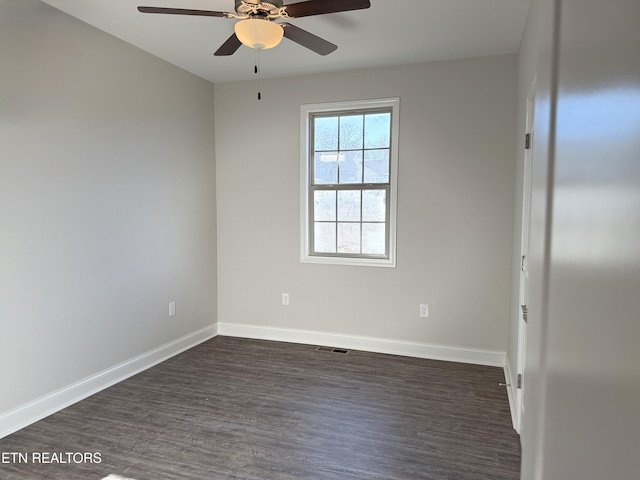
[300,97,400,267]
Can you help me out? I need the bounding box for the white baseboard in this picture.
[0,325,217,440]
[504,355,518,432]
[217,322,506,367]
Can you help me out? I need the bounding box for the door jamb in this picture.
[515,79,536,433]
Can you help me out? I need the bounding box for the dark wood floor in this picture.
[0,336,521,480]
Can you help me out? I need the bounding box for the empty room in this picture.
[1,1,638,479]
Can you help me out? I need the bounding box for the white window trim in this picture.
[300,97,400,267]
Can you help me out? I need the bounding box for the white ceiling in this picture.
[42,0,530,83]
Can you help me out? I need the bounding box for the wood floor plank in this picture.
[0,336,521,479]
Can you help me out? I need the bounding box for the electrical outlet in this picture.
[419,304,429,318]
[282,293,290,306]
[169,301,176,317]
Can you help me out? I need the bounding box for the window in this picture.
[300,98,399,267]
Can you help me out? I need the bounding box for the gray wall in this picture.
[519,0,640,478]
[215,56,517,358]
[0,0,217,418]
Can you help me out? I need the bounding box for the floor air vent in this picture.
[316,346,350,354]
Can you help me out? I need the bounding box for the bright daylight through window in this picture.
[300,98,399,267]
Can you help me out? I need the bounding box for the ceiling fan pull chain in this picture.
[255,48,262,100]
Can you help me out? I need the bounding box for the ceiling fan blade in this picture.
[281,23,337,56]
[137,7,228,18]
[214,33,243,56]
[285,0,370,18]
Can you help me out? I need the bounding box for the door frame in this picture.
[515,80,536,433]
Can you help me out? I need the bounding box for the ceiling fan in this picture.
[137,0,371,56]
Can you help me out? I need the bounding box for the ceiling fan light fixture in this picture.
[234,18,283,50]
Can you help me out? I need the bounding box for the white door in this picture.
[516,85,535,432]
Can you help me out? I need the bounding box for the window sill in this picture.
[301,254,396,268]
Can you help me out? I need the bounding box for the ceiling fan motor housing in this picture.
[235,0,284,17]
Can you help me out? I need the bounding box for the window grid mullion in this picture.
[360,115,367,255]
[334,186,339,254]
[336,116,342,185]
[359,189,364,254]
[361,115,366,186]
